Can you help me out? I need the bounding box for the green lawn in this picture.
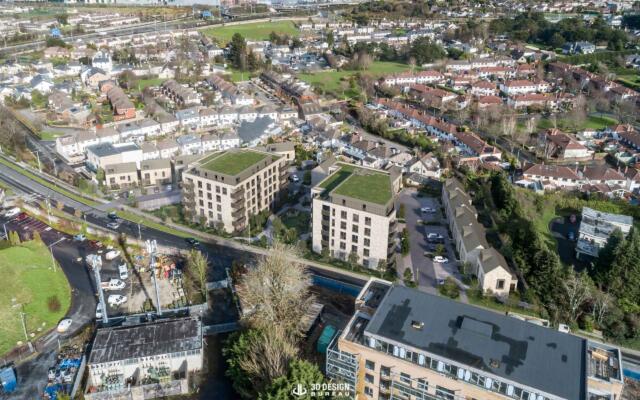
[0,241,71,355]
[299,61,411,97]
[535,114,618,132]
[116,210,190,239]
[39,131,64,141]
[200,150,271,175]
[136,78,167,91]
[282,211,310,234]
[201,21,298,45]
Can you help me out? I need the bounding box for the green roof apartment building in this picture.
[182,149,287,233]
[311,163,401,269]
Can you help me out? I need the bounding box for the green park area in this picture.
[201,21,299,45]
[299,61,411,98]
[0,241,71,355]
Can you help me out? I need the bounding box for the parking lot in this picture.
[399,188,462,292]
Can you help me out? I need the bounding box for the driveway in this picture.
[398,189,461,293]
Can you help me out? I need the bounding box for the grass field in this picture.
[0,241,71,355]
[136,78,167,91]
[201,21,298,45]
[532,114,618,133]
[39,131,64,141]
[299,62,411,98]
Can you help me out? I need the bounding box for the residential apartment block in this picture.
[104,162,139,190]
[182,149,287,233]
[576,207,633,258]
[326,278,624,400]
[311,163,401,269]
[442,178,516,296]
[84,317,203,400]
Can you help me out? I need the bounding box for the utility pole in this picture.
[137,222,142,241]
[45,196,52,225]
[146,240,162,316]
[19,310,33,352]
[34,151,41,173]
[48,237,65,273]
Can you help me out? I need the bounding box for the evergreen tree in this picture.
[259,360,328,400]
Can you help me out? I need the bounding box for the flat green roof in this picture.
[200,150,270,175]
[319,164,392,205]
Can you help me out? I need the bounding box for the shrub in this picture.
[438,277,460,299]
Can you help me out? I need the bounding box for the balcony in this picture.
[231,188,245,200]
[232,206,245,218]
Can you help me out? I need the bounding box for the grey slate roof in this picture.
[365,285,586,400]
[89,317,202,364]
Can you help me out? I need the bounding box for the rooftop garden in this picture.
[200,150,270,176]
[319,164,392,205]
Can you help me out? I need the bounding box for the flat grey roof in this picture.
[365,285,586,400]
[89,317,202,365]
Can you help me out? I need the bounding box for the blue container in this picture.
[316,325,336,354]
[0,366,17,393]
[624,368,640,381]
[50,28,61,38]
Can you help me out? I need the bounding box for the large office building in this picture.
[326,278,624,400]
[84,317,203,400]
[311,163,401,269]
[576,207,633,258]
[182,148,287,233]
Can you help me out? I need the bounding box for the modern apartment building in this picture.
[311,163,401,269]
[84,317,203,400]
[182,149,287,233]
[326,278,624,400]
[576,207,633,258]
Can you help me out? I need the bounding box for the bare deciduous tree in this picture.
[187,249,208,300]
[239,242,313,334]
[563,271,593,322]
[237,325,298,385]
[592,289,612,327]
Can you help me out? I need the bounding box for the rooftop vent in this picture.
[489,359,500,369]
[411,320,424,330]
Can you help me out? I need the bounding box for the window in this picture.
[340,232,346,240]
[351,245,357,253]
[341,211,347,219]
[365,360,375,371]
[400,372,411,384]
[352,225,359,233]
[365,217,371,226]
[364,238,370,246]
[380,366,390,377]
[353,214,359,223]
[417,379,428,391]
[496,279,505,290]
[340,221,347,230]
[364,249,369,257]
[365,373,374,384]
[364,228,371,236]
[364,386,373,397]
[352,234,358,242]
[435,386,455,400]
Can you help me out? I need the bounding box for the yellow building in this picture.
[326,278,624,400]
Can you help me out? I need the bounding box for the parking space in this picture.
[399,188,462,291]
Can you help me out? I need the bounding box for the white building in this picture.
[576,207,633,258]
[84,317,203,400]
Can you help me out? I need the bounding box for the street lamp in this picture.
[11,300,33,353]
[48,237,66,273]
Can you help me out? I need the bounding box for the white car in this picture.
[105,250,120,260]
[421,207,435,213]
[118,264,129,280]
[106,222,120,230]
[95,303,103,319]
[108,294,127,306]
[4,207,21,218]
[101,278,125,291]
[56,318,72,333]
[433,256,449,263]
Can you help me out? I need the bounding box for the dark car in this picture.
[185,238,200,247]
[89,240,103,249]
[15,213,28,221]
[107,212,118,220]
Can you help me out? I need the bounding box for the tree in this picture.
[407,37,446,65]
[563,270,593,322]
[348,251,359,269]
[239,242,313,333]
[401,228,410,255]
[260,359,328,400]
[230,33,248,71]
[592,289,612,327]
[326,31,334,48]
[186,249,208,300]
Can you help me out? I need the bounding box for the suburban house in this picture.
[140,159,172,187]
[104,162,139,190]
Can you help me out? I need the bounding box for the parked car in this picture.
[106,222,120,230]
[107,212,118,220]
[95,303,103,319]
[100,278,125,291]
[433,256,449,263]
[421,207,435,213]
[289,175,299,183]
[118,264,128,280]
[105,250,120,260]
[73,234,86,242]
[89,240,103,249]
[56,318,72,333]
[108,294,127,306]
[568,231,575,241]
[15,213,28,222]
[3,207,21,218]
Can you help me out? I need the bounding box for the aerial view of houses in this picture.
[0,1,639,399]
